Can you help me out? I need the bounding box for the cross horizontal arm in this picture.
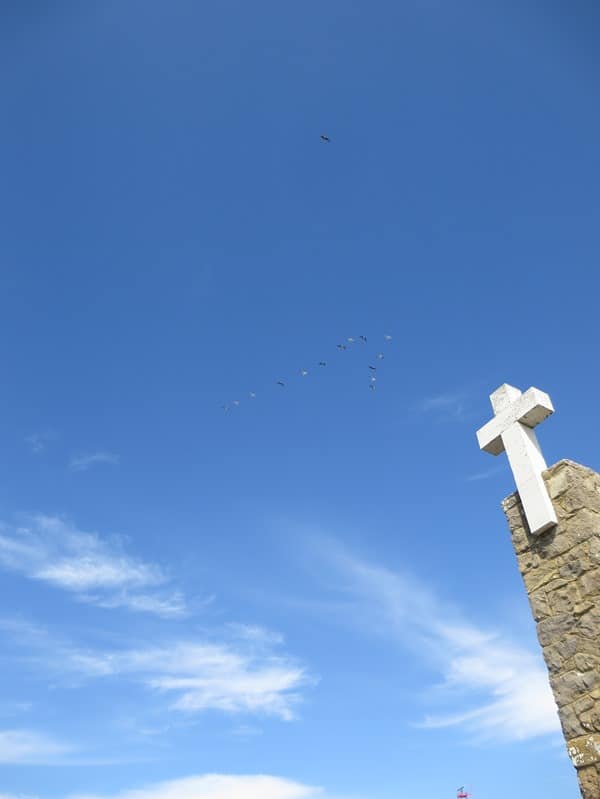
[476,387,554,455]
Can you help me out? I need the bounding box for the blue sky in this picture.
[1,2,599,797]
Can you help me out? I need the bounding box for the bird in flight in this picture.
[220,330,392,411]
[320,134,331,142]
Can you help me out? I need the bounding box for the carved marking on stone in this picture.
[477,384,558,535]
[568,733,600,768]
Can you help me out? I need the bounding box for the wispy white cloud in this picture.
[66,639,311,721]
[69,452,120,472]
[0,795,37,799]
[418,391,470,422]
[0,774,352,799]
[230,724,263,737]
[92,591,187,618]
[69,774,337,799]
[0,618,312,723]
[226,623,285,646]
[314,541,559,742]
[465,466,505,482]
[0,729,69,764]
[25,430,57,454]
[0,515,186,618]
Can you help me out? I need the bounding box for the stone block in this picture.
[580,707,600,733]
[591,539,600,567]
[585,476,600,505]
[510,528,530,555]
[574,695,595,716]
[561,702,583,738]
[574,653,600,673]
[542,576,574,595]
[543,651,562,675]
[551,671,596,709]
[568,732,600,767]
[577,764,600,799]
[561,509,600,547]
[528,569,562,594]
[541,527,588,559]
[546,466,571,500]
[578,608,600,639]
[580,567,600,599]
[561,542,596,576]
[547,586,578,615]
[544,640,572,674]
[537,613,573,647]
[517,550,545,576]
[576,636,600,656]
[503,499,530,554]
[559,558,587,580]
[552,671,600,708]
[574,601,596,617]
[529,589,550,621]
[560,483,593,514]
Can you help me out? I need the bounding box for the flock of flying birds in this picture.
[221,332,393,412]
[221,133,393,413]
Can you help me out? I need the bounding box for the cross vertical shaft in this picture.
[476,383,557,535]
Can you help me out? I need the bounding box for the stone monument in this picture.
[477,385,600,799]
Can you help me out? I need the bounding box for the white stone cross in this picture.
[476,383,558,535]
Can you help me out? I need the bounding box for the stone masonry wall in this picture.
[503,459,600,799]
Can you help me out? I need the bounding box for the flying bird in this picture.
[320,134,331,142]
[220,331,394,411]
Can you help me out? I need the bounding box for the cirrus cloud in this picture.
[312,539,560,742]
[69,774,332,799]
[69,452,120,472]
[0,729,69,764]
[0,515,186,618]
[67,638,311,721]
